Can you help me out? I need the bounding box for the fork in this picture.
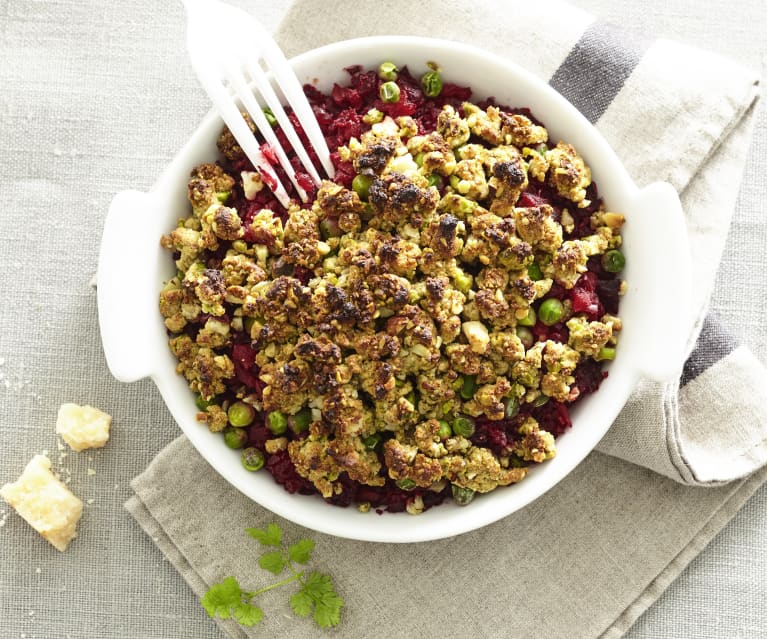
[182,0,335,208]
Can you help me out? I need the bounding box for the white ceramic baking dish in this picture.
[98,36,692,543]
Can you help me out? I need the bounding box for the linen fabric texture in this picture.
[126,1,765,638]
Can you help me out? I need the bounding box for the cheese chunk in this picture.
[55,403,112,452]
[0,454,83,552]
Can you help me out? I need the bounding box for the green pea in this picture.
[223,426,247,450]
[195,394,213,411]
[538,298,564,326]
[504,396,519,419]
[452,416,476,438]
[596,346,616,361]
[516,326,534,349]
[414,152,426,167]
[518,308,537,327]
[216,191,231,203]
[527,262,544,281]
[437,420,452,440]
[378,61,398,81]
[362,433,382,450]
[227,401,255,427]
[451,484,476,506]
[426,174,443,189]
[352,174,373,201]
[241,447,265,472]
[262,107,278,127]
[460,374,477,400]
[288,407,313,433]
[602,250,626,273]
[396,478,416,491]
[319,217,342,239]
[379,81,400,103]
[267,411,288,435]
[420,70,443,97]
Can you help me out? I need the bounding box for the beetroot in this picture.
[231,343,262,394]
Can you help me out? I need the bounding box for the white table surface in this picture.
[0,1,765,637]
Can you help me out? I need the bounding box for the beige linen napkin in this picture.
[126,1,765,637]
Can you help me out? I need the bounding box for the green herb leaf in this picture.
[288,539,315,564]
[289,590,314,618]
[201,576,244,620]
[258,551,286,574]
[232,602,264,626]
[301,572,344,628]
[246,523,282,547]
[314,594,344,629]
[200,524,344,630]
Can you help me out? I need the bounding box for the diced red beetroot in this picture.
[517,192,549,208]
[330,154,356,188]
[266,450,315,494]
[597,278,622,315]
[294,171,315,194]
[441,82,472,101]
[533,401,572,437]
[332,83,363,109]
[570,272,603,320]
[533,320,569,344]
[311,104,335,131]
[349,69,379,100]
[547,283,567,300]
[572,359,607,397]
[329,107,362,145]
[247,423,271,451]
[231,343,262,393]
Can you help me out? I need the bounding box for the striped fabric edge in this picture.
[547,22,738,386]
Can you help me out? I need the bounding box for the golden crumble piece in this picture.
[513,204,563,253]
[383,439,444,488]
[540,340,580,402]
[442,446,527,493]
[217,114,255,161]
[546,142,592,207]
[513,417,556,463]
[566,316,613,357]
[551,240,590,289]
[463,103,505,145]
[436,104,471,148]
[499,112,548,147]
[452,158,489,200]
[197,404,228,433]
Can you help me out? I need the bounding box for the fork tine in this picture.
[225,65,310,202]
[197,68,292,208]
[244,58,323,188]
[248,21,336,179]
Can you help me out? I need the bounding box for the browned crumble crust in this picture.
[160,100,625,506]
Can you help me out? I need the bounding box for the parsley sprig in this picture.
[200,523,344,629]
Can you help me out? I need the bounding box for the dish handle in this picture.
[97,190,163,383]
[626,181,694,383]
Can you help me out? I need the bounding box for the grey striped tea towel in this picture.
[126,1,766,638]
